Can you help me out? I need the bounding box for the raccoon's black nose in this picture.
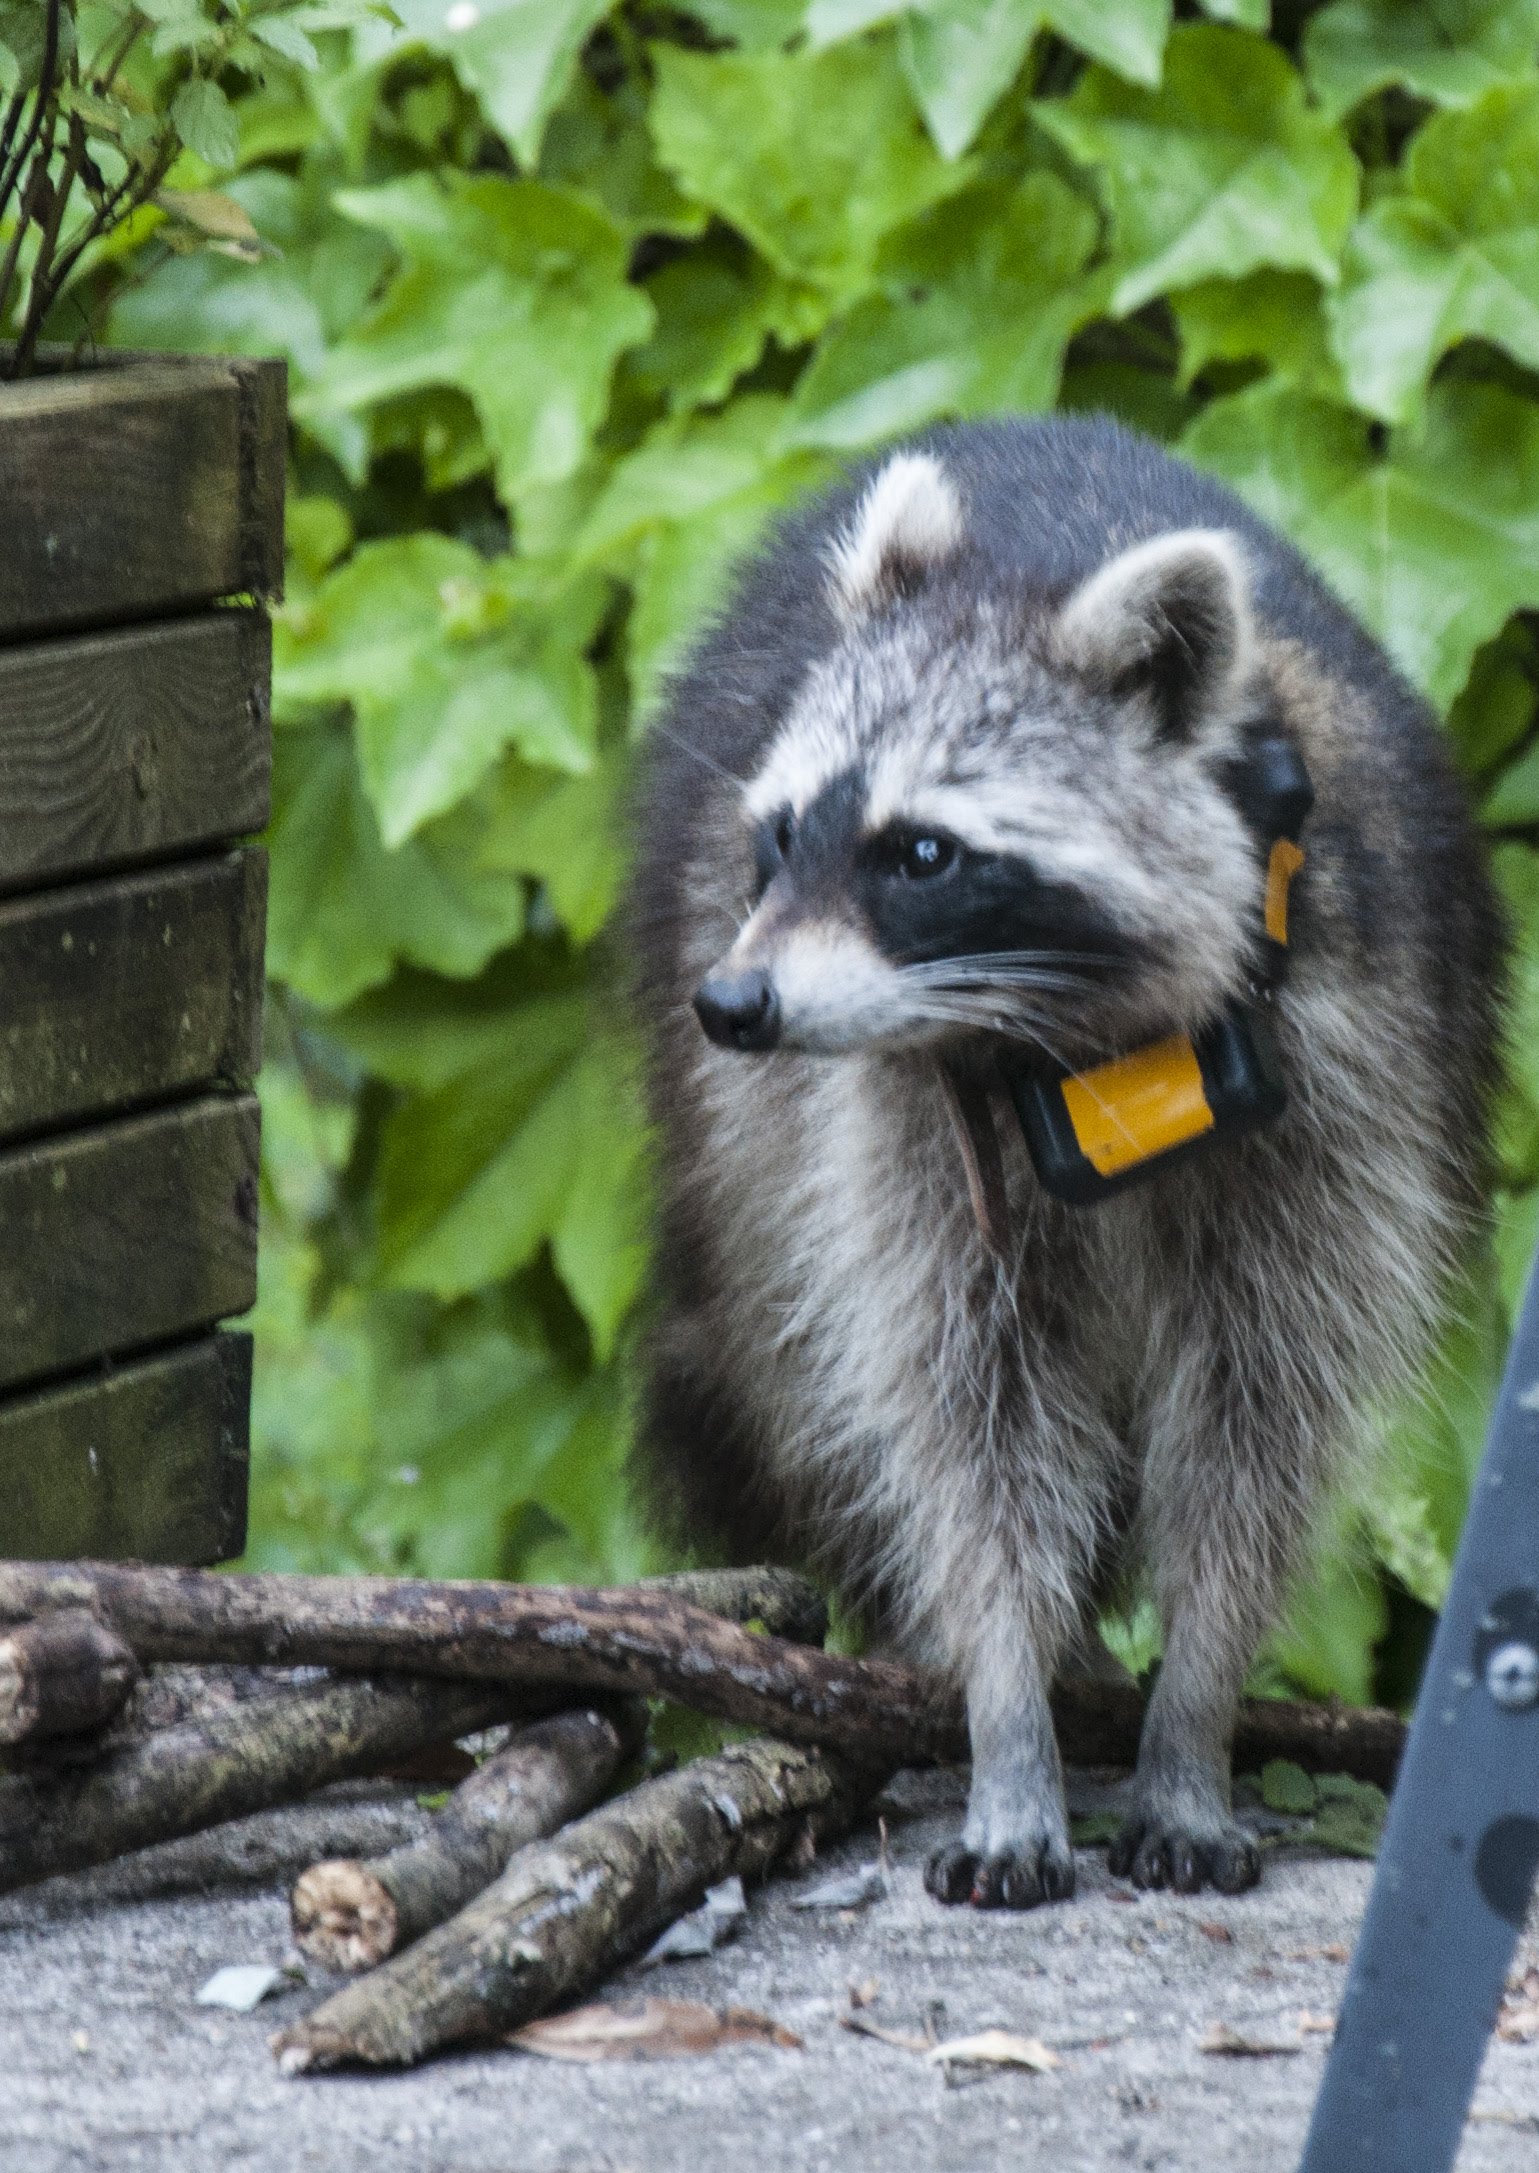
[694,969,781,1052]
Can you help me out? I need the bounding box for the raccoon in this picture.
[626,414,1505,1909]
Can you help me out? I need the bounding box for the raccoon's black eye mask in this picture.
[754,796,1135,980]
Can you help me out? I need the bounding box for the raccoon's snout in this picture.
[694,968,781,1053]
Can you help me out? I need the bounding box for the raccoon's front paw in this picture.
[1107,1813,1260,1896]
[924,1833,1076,1911]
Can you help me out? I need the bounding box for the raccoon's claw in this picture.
[924,1838,1076,1910]
[1107,1817,1260,1896]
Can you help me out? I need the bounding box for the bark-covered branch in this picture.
[0,1562,958,1766]
[0,1608,137,1746]
[273,1736,879,2073]
[0,1673,530,1897]
[291,1703,646,1973]
[1050,1675,1407,1790]
[640,1566,828,1648]
[0,1561,1410,1785]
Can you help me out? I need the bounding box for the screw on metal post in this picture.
[1485,1640,1539,1710]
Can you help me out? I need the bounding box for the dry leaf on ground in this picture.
[509,1998,802,2062]
[1297,2011,1336,2037]
[1198,2021,1301,2057]
[1286,1943,1350,1964]
[928,2029,1062,2073]
[1197,1921,1234,1944]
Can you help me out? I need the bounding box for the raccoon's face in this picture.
[694,452,1267,1064]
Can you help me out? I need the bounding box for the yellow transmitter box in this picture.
[1006,1007,1288,1205]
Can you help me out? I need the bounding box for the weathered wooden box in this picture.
[0,351,282,1564]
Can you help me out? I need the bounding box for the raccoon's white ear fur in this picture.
[1054,528,1254,738]
[827,452,964,619]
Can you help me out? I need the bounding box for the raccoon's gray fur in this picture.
[626,414,1505,1910]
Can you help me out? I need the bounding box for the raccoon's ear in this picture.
[1053,529,1254,740]
[827,452,965,619]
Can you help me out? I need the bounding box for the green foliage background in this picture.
[41,0,1539,1703]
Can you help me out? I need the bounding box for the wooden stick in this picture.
[0,1673,530,1897]
[1052,1675,1408,1791]
[640,1565,828,1647]
[0,1561,1410,1785]
[273,1737,876,2073]
[291,1704,645,1973]
[0,1608,137,1745]
[0,1561,961,1766]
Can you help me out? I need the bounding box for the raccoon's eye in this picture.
[878,829,959,882]
[774,809,795,859]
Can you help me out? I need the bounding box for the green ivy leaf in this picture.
[303,173,653,506]
[250,15,322,68]
[1036,24,1358,314]
[376,1022,646,1353]
[689,0,807,43]
[1450,625,1539,780]
[1170,269,1343,394]
[171,78,241,169]
[786,172,1103,447]
[381,0,611,162]
[276,533,604,845]
[648,41,971,299]
[574,395,831,705]
[520,1364,654,1578]
[1260,1759,1317,1814]
[330,968,590,1095]
[897,0,1044,159]
[626,241,826,414]
[266,727,528,1007]
[1303,0,1539,122]
[1327,85,1539,425]
[477,754,627,944]
[1183,378,1539,711]
[1199,0,1267,25]
[537,66,710,239]
[1270,1520,1386,1705]
[806,0,1170,88]
[367,1315,592,1580]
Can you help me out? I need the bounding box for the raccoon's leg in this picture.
[1110,1330,1332,1895]
[920,1386,1116,1910]
[926,1614,1077,1910]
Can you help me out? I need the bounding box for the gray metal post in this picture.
[1298,1258,1539,2170]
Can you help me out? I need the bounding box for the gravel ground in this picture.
[2,1764,1536,2173]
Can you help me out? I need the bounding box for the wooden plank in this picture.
[0,851,266,1144]
[0,1334,250,1566]
[0,355,286,641]
[0,610,271,891]
[0,1095,260,1395]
